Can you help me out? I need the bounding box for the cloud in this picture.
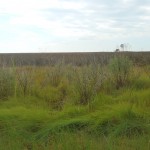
[0,0,150,52]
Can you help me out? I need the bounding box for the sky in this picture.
[0,0,150,53]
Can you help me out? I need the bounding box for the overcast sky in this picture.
[0,0,150,52]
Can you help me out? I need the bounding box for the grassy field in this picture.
[0,53,150,150]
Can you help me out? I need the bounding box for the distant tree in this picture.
[120,43,132,51]
[120,44,125,51]
[115,49,120,52]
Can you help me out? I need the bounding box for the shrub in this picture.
[15,67,35,96]
[109,56,132,89]
[73,65,106,105]
[144,65,150,78]
[46,64,64,87]
[0,68,15,99]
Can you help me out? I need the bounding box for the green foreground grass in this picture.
[0,88,150,150]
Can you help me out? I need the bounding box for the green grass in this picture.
[0,58,150,149]
[0,90,149,149]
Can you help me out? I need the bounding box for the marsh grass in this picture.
[0,56,149,149]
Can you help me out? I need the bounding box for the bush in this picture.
[15,67,35,96]
[73,65,106,105]
[109,56,132,89]
[46,63,64,87]
[0,68,15,99]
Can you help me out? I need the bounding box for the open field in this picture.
[0,52,150,66]
[0,52,150,150]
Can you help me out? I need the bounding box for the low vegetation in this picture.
[0,54,150,150]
